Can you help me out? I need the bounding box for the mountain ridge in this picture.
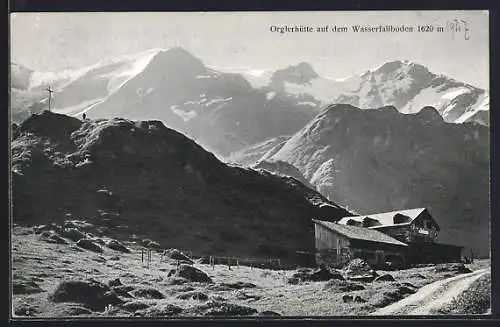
[235,104,490,256]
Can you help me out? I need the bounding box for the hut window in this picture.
[393,213,411,224]
[346,219,360,226]
[362,217,380,227]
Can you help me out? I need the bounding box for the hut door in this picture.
[375,250,384,266]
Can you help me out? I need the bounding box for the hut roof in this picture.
[337,208,432,229]
[312,219,408,247]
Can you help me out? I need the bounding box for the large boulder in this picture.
[130,287,165,299]
[105,239,131,253]
[310,267,344,281]
[162,248,193,264]
[288,267,344,283]
[61,228,86,242]
[48,279,123,311]
[375,274,396,282]
[111,285,135,298]
[167,264,212,283]
[76,239,103,253]
[343,258,378,282]
[39,231,67,244]
[121,300,151,312]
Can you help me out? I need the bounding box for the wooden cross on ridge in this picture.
[46,86,54,111]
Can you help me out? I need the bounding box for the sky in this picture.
[10,10,489,89]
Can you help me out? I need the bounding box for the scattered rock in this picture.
[142,238,161,249]
[121,301,151,312]
[310,267,344,281]
[13,280,44,294]
[375,274,395,282]
[63,220,94,230]
[202,301,258,316]
[108,278,122,287]
[288,267,344,283]
[258,310,282,317]
[33,224,50,234]
[109,256,121,261]
[61,228,86,242]
[236,291,262,301]
[148,241,161,249]
[130,287,165,299]
[176,291,209,301]
[138,304,183,317]
[286,277,300,285]
[434,263,472,274]
[48,279,123,311]
[354,295,366,303]
[76,239,103,253]
[324,279,365,292]
[92,238,106,245]
[112,285,135,298]
[92,256,107,263]
[220,281,257,289]
[210,295,227,302]
[161,248,193,264]
[106,239,131,253]
[69,244,84,252]
[342,294,354,303]
[167,264,212,283]
[409,273,426,279]
[40,232,68,244]
[207,284,232,291]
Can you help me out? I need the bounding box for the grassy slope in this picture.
[11,226,491,318]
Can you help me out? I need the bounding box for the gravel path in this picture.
[373,268,489,315]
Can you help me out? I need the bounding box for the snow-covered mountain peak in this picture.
[364,60,434,81]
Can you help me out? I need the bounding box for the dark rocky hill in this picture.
[11,111,352,262]
[269,104,490,256]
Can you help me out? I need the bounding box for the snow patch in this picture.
[170,105,198,121]
[205,97,233,106]
[297,101,317,107]
[266,92,276,100]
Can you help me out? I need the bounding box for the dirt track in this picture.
[373,268,490,315]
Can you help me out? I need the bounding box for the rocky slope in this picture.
[226,136,291,167]
[266,104,490,255]
[11,111,352,262]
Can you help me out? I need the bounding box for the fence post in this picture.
[141,248,144,263]
[228,256,231,270]
[237,259,239,269]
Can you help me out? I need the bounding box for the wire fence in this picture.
[137,247,311,271]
